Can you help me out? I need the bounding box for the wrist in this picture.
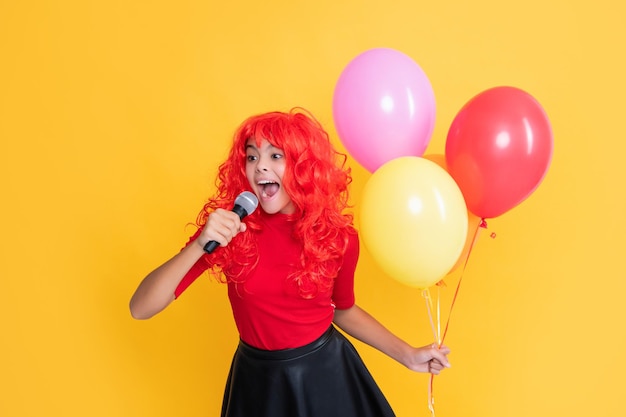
[190,238,209,253]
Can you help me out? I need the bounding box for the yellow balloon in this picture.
[359,157,468,289]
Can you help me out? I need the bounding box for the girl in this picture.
[130,108,451,417]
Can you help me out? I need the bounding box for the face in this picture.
[245,138,295,215]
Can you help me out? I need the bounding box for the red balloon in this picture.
[445,86,553,218]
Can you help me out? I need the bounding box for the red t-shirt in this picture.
[174,213,358,350]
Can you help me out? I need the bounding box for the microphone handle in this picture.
[202,240,220,254]
[203,204,248,254]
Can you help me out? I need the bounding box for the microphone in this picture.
[203,191,259,254]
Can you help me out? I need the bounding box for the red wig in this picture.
[196,108,355,297]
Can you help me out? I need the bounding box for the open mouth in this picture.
[258,180,279,198]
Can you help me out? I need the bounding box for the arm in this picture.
[129,208,245,320]
[333,304,451,374]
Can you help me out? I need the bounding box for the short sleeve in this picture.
[174,227,210,299]
[331,231,359,309]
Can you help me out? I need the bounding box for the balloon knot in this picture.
[479,219,488,228]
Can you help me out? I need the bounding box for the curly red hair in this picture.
[196,108,355,297]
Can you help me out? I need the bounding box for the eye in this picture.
[246,154,258,162]
[271,153,284,160]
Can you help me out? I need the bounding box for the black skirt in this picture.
[221,325,395,417]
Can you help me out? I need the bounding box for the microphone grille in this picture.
[235,191,259,215]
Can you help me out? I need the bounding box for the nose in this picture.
[255,156,269,172]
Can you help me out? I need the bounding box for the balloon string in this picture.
[427,218,486,417]
[422,288,438,417]
[422,289,440,344]
[439,218,485,345]
[436,285,441,345]
[428,374,435,417]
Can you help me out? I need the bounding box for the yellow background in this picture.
[1,1,625,416]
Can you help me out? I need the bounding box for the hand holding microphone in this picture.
[202,191,259,254]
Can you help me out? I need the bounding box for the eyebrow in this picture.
[245,142,280,152]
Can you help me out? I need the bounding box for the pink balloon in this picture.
[333,48,436,172]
